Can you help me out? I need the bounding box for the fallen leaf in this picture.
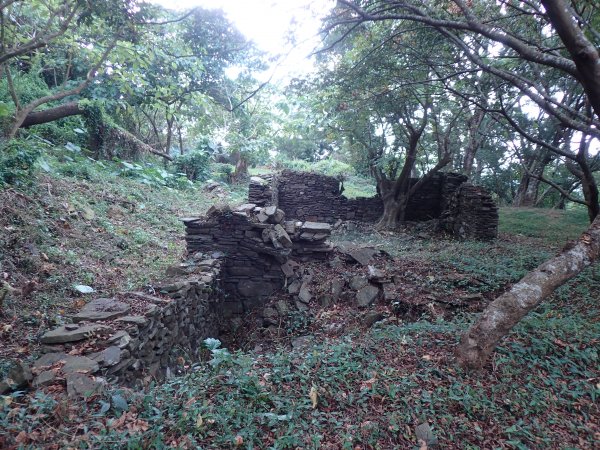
[422,355,432,361]
[196,415,203,428]
[309,385,318,409]
[418,439,428,450]
[234,435,244,447]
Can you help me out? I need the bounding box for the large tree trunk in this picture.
[16,101,173,161]
[20,101,83,127]
[376,193,405,230]
[456,214,600,370]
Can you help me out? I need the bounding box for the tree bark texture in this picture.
[456,214,600,369]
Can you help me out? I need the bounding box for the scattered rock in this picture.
[356,285,380,307]
[350,275,368,290]
[415,422,438,447]
[34,352,69,369]
[287,280,302,295]
[33,370,57,387]
[73,284,95,294]
[298,283,312,304]
[66,373,104,398]
[275,300,289,316]
[367,265,388,282]
[383,283,397,301]
[280,262,295,277]
[291,335,313,350]
[0,362,33,394]
[362,311,385,328]
[319,295,332,307]
[331,279,345,301]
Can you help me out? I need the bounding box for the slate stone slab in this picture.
[72,298,130,323]
[66,373,104,398]
[40,324,110,344]
[356,285,380,307]
[300,222,331,233]
[61,356,99,374]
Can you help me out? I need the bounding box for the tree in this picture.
[325,0,600,369]
[313,20,473,229]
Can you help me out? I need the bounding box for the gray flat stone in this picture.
[350,275,368,290]
[298,283,312,304]
[62,356,99,374]
[116,315,148,326]
[40,324,110,344]
[300,222,331,233]
[348,247,378,266]
[102,346,121,366]
[66,373,104,398]
[33,352,69,369]
[33,370,57,387]
[72,298,131,323]
[356,285,380,307]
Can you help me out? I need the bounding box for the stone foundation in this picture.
[30,255,224,392]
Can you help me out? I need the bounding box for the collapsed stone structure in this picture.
[249,169,498,239]
[24,204,334,394]
[183,204,332,326]
[21,170,497,396]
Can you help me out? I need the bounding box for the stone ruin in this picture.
[249,169,498,239]
[9,170,497,397]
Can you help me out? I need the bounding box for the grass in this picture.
[0,157,599,449]
[499,206,589,248]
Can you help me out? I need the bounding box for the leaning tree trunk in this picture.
[456,215,600,370]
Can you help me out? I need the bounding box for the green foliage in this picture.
[0,139,42,187]
[117,160,193,189]
[273,156,355,178]
[209,162,234,183]
[172,151,211,182]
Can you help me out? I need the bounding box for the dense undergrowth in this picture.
[0,149,598,449]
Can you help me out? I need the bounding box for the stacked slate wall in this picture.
[440,184,499,240]
[34,256,224,388]
[183,205,333,324]
[249,170,498,239]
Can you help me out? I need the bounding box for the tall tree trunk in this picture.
[513,150,553,207]
[456,214,600,370]
[463,108,484,177]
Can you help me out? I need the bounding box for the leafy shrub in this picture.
[210,162,235,183]
[0,139,42,187]
[273,156,355,178]
[313,158,355,177]
[272,156,313,172]
[172,151,211,181]
[117,160,192,189]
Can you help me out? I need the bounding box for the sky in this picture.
[148,0,335,81]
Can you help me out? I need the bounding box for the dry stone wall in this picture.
[183,204,333,326]
[249,169,498,239]
[440,183,499,240]
[29,255,224,394]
